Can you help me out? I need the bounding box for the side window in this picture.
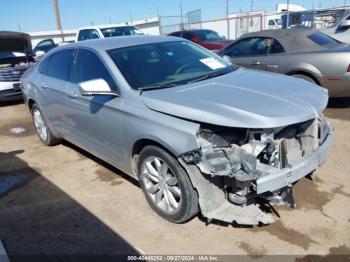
[39,56,50,75]
[224,37,271,57]
[91,30,100,39]
[269,39,285,54]
[78,30,91,41]
[73,49,116,89]
[35,39,55,52]
[47,49,75,81]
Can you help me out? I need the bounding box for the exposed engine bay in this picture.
[180,115,332,225]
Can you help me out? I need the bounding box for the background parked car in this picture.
[168,29,233,51]
[219,29,350,97]
[33,39,74,59]
[0,31,33,102]
[321,12,350,43]
[33,38,58,55]
[75,25,144,42]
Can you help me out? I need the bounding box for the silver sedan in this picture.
[219,29,350,97]
[21,36,333,225]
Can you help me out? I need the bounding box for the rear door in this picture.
[36,49,76,137]
[64,48,123,164]
[222,37,269,70]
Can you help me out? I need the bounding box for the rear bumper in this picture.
[256,122,333,194]
[323,74,350,98]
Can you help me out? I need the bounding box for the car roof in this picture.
[239,29,337,53]
[78,24,135,31]
[54,35,182,52]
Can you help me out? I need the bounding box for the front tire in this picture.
[31,104,61,146]
[137,145,199,223]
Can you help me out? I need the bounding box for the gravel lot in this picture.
[0,99,349,258]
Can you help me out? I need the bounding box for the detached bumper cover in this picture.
[256,122,333,194]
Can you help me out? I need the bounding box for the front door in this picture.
[64,48,123,165]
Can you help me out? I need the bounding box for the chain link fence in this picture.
[159,6,350,39]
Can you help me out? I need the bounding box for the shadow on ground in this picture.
[325,97,350,122]
[0,150,139,259]
[0,100,24,107]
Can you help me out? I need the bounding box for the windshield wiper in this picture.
[138,82,178,91]
[188,71,228,84]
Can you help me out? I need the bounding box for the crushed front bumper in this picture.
[181,121,334,225]
[256,122,333,194]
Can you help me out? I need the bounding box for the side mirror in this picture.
[35,50,45,58]
[79,79,118,96]
[339,20,350,29]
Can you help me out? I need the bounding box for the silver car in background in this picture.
[21,36,333,225]
[219,29,350,97]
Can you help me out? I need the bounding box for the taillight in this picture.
[348,64,350,72]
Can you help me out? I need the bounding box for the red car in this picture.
[168,29,233,51]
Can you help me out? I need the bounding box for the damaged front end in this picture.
[179,115,333,225]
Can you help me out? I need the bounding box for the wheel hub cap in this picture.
[141,156,182,214]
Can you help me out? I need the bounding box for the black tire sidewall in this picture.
[137,145,198,223]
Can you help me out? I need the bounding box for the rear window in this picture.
[307,33,338,46]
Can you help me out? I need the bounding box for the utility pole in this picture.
[129,12,133,25]
[226,0,230,39]
[53,0,64,42]
[344,0,347,8]
[286,0,290,29]
[157,8,162,35]
[180,1,184,30]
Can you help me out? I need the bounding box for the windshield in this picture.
[194,30,224,42]
[101,26,144,37]
[107,41,234,90]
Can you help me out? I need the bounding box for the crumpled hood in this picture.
[141,69,328,128]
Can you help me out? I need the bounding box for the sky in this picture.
[0,0,348,32]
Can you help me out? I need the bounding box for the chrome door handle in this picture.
[41,83,48,89]
[251,61,261,65]
[67,90,78,99]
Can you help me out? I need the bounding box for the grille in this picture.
[0,66,29,82]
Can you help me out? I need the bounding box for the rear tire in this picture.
[137,145,199,223]
[31,104,61,146]
[291,74,317,85]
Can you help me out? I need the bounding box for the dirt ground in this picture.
[0,99,349,259]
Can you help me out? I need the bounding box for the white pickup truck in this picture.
[75,24,144,42]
